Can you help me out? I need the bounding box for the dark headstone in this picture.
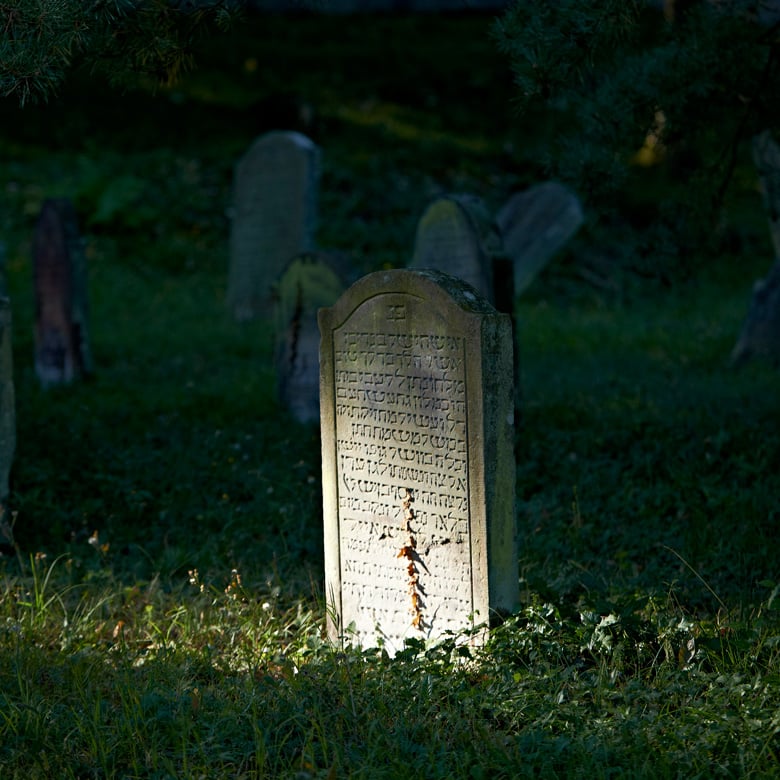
[752,131,780,259]
[730,133,780,367]
[227,131,320,321]
[0,296,15,501]
[273,252,352,424]
[0,241,7,298]
[731,259,780,367]
[32,198,92,386]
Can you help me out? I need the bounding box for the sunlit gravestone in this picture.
[319,269,517,654]
[227,131,320,321]
[32,198,93,386]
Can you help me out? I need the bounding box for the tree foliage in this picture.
[495,0,780,272]
[0,1,238,105]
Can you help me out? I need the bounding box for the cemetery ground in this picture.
[1,11,780,779]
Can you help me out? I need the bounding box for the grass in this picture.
[1,9,780,778]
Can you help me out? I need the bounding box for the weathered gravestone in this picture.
[273,252,352,424]
[227,131,320,321]
[731,132,780,367]
[409,195,504,305]
[409,195,519,422]
[33,198,93,386]
[496,181,584,296]
[0,296,15,502]
[319,269,517,654]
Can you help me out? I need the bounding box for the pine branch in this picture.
[0,0,243,104]
[496,0,780,268]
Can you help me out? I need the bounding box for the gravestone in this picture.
[227,131,320,321]
[749,131,780,258]
[0,241,7,297]
[319,268,517,654]
[731,259,780,367]
[409,195,519,423]
[496,181,584,296]
[730,132,780,367]
[409,195,502,305]
[33,198,93,386]
[0,296,14,502]
[273,252,352,424]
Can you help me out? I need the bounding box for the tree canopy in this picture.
[0,1,238,105]
[495,0,780,272]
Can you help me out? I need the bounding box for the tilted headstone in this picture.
[496,181,584,296]
[33,198,93,386]
[730,132,780,367]
[0,297,15,502]
[319,269,517,654]
[227,131,320,321]
[273,252,352,424]
[409,195,502,305]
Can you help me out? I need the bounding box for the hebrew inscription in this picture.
[334,312,473,647]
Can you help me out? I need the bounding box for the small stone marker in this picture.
[273,252,351,424]
[33,198,93,386]
[0,296,15,502]
[227,131,320,321]
[496,181,584,295]
[319,269,517,654]
[409,195,502,304]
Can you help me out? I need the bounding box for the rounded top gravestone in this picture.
[410,195,502,305]
[227,131,320,321]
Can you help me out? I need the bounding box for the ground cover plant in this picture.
[1,9,779,778]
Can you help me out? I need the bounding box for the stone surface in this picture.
[752,131,780,259]
[273,252,351,424]
[319,268,517,654]
[731,259,780,367]
[496,181,584,295]
[0,242,7,298]
[729,132,780,367]
[0,297,15,502]
[227,131,319,321]
[32,198,92,386]
[409,194,502,304]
